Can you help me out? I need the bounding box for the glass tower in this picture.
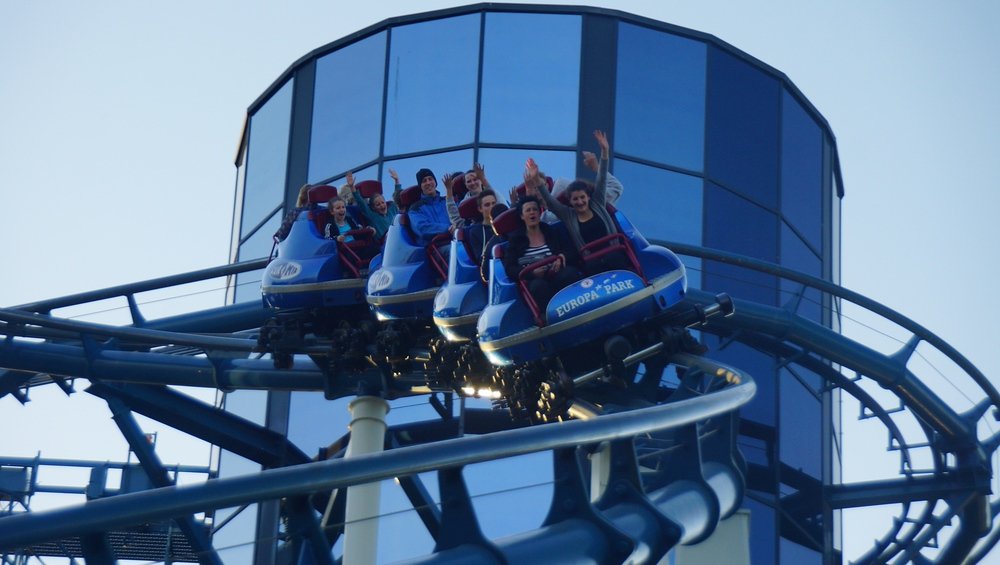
[227,5,843,563]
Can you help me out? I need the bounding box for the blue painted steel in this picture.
[4,240,1000,562]
[105,397,221,565]
[89,382,311,467]
[432,239,487,342]
[366,217,442,320]
[477,212,686,365]
[0,307,257,352]
[0,373,755,552]
[14,258,269,314]
[261,209,368,310]
[657,239,1000,414]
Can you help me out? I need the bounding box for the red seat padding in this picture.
[512,177,554,202]
[309,208,332,236]
[398,185,422,210]
[355,180,382,199]
[491,208,521,237]
[458,197,481,223]
[557,190,570,206]
[307,185,339,204]
[450,173,468,202]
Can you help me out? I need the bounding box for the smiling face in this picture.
[569,188,590,214]
[420,175,437,195]
[331,200,347,221]
[371,194,387,215]
[465,172,482,194]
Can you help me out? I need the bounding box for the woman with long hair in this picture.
[502,196,582,313]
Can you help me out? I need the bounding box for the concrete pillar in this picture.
[342,396,390,565]
[589,442,611,502]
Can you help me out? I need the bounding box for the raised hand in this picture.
[582,151,599,172]
[524,158,541,188]
[442,173,455,198]
[388,168,400,184]
[473,162,487,183]
[345,171,354,186]
[593,130,609,158]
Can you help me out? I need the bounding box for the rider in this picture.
[408,168,453,245]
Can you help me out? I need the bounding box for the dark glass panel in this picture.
[467,454,551,538]
[612,159,703,289]
[745,498,777,565]
[329,164,380,206]
[779,367,821,477]
[781,90,823,252]
[474,148,575,203]
[615,23,706,171]
[382,149,474,196]
[214,389,268,563]
[231,143,248,265]
[705,338,776,425]
[309,32,387,183]
[780,538,822,564]
[288,393,351,453]
[780,222,822,323]
[739,435,770,468]
[234,212,280,303]
[704,183,778,306]
[480,13,581,145]
[384,15,479,155]
[706,48,780,208]
[242,81,293,238]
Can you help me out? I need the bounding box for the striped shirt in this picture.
[518,243,552,269]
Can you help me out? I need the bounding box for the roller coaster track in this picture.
[0,243,996,564]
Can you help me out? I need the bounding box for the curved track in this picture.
[0,245,996,563]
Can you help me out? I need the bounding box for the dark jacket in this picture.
[323,215,361,240]
[503,223,580,281]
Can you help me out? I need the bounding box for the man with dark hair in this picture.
[408,168,452,244]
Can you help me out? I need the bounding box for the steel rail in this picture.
[0,307,258,351]
[11,257,269,314]
[653,239,1000,416]
[0,372,755,551]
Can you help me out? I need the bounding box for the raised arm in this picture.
[473,162,492,190]
[591,130,611,206]
[528,158,572,223]
[349,173,378,221]
[442,173,463,227]
[389,168,403,206]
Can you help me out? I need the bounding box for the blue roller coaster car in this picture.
[477,208,688,369]
[261,184,377,312]
[258,184,380,368]
[366,185,458,322]
[432,197,490,342]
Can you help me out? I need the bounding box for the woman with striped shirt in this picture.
[502,196,582,313]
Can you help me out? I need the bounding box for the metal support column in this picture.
[342,396,389,565]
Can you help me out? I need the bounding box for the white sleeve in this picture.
[606,172,624,205]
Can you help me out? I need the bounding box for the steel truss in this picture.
[0,246,996,564]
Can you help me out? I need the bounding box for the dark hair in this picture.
[327,196,346,208]
[565,180,593,196]
[416,168,436,185]
[367,193,385,210]
[517,195,542,215]
[476,188,498,207]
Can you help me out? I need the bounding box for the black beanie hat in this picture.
[416,168,436,185]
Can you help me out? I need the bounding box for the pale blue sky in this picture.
[1,1,998,561]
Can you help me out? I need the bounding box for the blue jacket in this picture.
[408,194,451,244]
